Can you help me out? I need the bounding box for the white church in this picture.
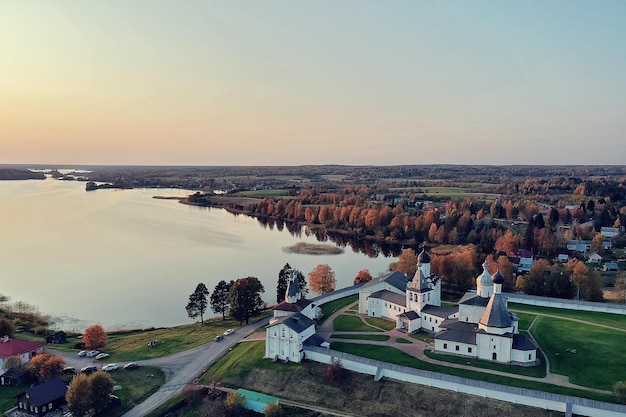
[265,273,324,363]
[359,250,538,365]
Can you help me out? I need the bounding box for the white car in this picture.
[123,362,139,370]
[86,351,99,358]
[77,350,87,357]
[102,363,118,372]
[223,329,235,336]
[95,353,109,360]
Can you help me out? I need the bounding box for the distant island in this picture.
[0,168,45,180]
[284,242,343,255]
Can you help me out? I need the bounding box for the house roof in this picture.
[435,326,477,345]
[303,333,326,347]
[0,338,45,359]
[286,277,300,299]
[361,270,409,293]
[268,312,315,333]
[399,311,420,320]
[273,298,312,312]
[421,305,458,319]
[479,293,512,328]
[514,249,533,258]
[459,294,490,307]
[236,388,279,406]
[512,334,537,351]
[369,290,406,306]
[24,377,67,407]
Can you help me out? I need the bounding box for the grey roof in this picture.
[286,277,300,299]
[24,377,67,407]
[369,290,406,306]
[439,319,477,331]
[399,311,420,320]
[417,249,431,264]
[303,333,326,347]
[512,334,537,351]
[421,305,458,319]
[459,295,490,307]
[480,293,513,328]
[270,312,315,333]
[362,270,409,292]
[435,326,477,345]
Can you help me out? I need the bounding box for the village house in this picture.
[510,249,534,273]
[600,227,621,238]
[0,337,45,378]
[16,377,67,416]
[567,240,591,253]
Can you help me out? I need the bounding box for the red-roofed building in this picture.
[0,337,45,377]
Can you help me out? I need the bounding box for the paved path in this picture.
[324,302,612,395]
[120,318,269,417]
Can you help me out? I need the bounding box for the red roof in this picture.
[0,338,45,358]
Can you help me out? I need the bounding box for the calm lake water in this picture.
[0,178,394,331]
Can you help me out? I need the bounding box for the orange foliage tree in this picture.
[309,264,336,295]
[40,355,66,380]
[353,269,373,285]
[83,324,107,350]
[394,248,418,277]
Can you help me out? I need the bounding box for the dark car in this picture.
[62,366,76,374]
[214,335,223,342]
[80,365,98,375]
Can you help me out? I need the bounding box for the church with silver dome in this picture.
[359,250,538,366]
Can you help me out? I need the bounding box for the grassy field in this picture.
[332,334,390,341]
[423,350,546,378]
[100,367,166,417]
[531,316,626,391]
[330,342,613,403]
[364,317,396,330]
[509,303,626,330]
[333,315,383,332]
[193,341,564,417]
[318,295,357,325]
[232,189,291,197]
[514,312,537,330]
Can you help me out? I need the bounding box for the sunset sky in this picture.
[1,1,625,166]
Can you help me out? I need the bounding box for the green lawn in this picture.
[199,341,296,385]
[333,315,382,332]
[395,338,413,344]
[514,312,537,331]
[330,342,614,403]
[332,334,390,341]
[99,367,166,417]
[318,295,358,325]
[364,317,396,330]
[509,303,626,330]
[424,350,546,378]
[0,386,25,413]
[409,331,434,343]
[531,316,626,391]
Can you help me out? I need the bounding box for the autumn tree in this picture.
[590,233,604,254]
[83,324,107,350]
[264,401,283,417]
[2,355,21,372]
[66,373,93,417]
[394,248,418,277]
[186,283,210,323]
[308,264,336,295]
[91,371,114,412]
[353,269,373,285]
[211,280,233,320]
[225,391,246,414]
[29,353,52,381]
[523,259,550,296]
[228,277,265,325]
[0,318,14,338]
[40,355,66,380]
[494,230,520,257]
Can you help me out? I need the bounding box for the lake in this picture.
[0,178,394,331]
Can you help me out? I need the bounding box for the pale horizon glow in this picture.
[1,1,625,166]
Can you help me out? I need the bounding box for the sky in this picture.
[1,1,625,166]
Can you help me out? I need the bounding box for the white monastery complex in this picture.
[266,249,537,366]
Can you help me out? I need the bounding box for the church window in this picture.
[465,317,468,322]
[529,354,532,360]
[443,343,447,349]
[468,347,472,353]
[493,345,496,349]
[455,345,459,351]
[492,352,497,361]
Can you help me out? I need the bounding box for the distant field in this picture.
[390,186,467,198]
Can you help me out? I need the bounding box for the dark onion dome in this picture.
[417,249,430,264]
[492,271,505,284]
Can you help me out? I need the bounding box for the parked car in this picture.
[123,362,139,370]
[214,335,223,341]
[77,350,87,357]
[95,353,109,360]
[223,329,235,336]
[62,366,76,374]
[86,351,99,358]
[108,394,121,407]
[102,363,118,372]
[81,365,98,375]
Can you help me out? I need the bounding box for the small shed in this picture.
[604,262,619,272]
[588,252,603,263]
[45,331,67,344]
[236,388,279,413]
[1,368,31,386]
